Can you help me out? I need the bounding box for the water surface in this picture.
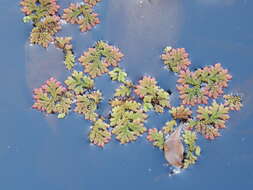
[0,0,253,189]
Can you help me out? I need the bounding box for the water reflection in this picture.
[104,0,183,79]
[195,0,238,6]
[25,42,67,89]
[25,42,68,131]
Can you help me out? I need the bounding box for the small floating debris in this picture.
[163,124,184,168]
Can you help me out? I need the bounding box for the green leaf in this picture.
[79,41,124,78]
[110,99,147,144]
[109,67,127,83]
[114,85,131,97]
[89,119,111,147]
[65,70,94,94]
[147,128,165,150]
[32,77,72,117]
[57,113,66,119]
[195,146,201,156]
[62,3,100,32]
[135,76,170,113]
[65,50,75,70]
[74,91,102,121]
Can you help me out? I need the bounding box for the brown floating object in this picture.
[164,123,184,168]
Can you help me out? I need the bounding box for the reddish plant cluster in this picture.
[161,47,191,73]
[32,77,72,117]
[187,101,230,140]
[30,15,61,48]
[79,41,124,78]
[177,64,232,106]
[177,70,208,106]
[170,105,192,120]
[62,3,100,32]
[201,64,232,98]
[20,0,60,23]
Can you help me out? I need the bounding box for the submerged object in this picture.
[164,123,184,168]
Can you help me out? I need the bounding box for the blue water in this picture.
[0,0,253,189]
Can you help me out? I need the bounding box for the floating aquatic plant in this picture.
[62,2,100,32]
[176,64,232,105]
[74,91,102,121]
[55,37,75,70]
[189,101,230,139]
[30,16,61,48]
[20,0,60,23]
[182,130,201,169]
[223,94,243,111]
[64,70,94,94]
[135,76,170,113]
[64,50,75,70]
[162,120,177,134]
[79,41,124,78]
[89,119,111,147]
[177,70,208,106]
[84,0,101,7]
[161,46,191,73]
[114,85,131,97]
[201,64,232,98]
[147,128,165,150]
[170,105,192,120]
[110,99,147,144]
[55,37,73,50]
[109,67,127,83]
[32,77,72,118]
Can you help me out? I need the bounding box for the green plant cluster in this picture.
[110,99,147,144]
[55,37,75,70]
[26,0,243,171]
[79,41,124,78]
[182,130,201,169]
[135,76,171,113]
